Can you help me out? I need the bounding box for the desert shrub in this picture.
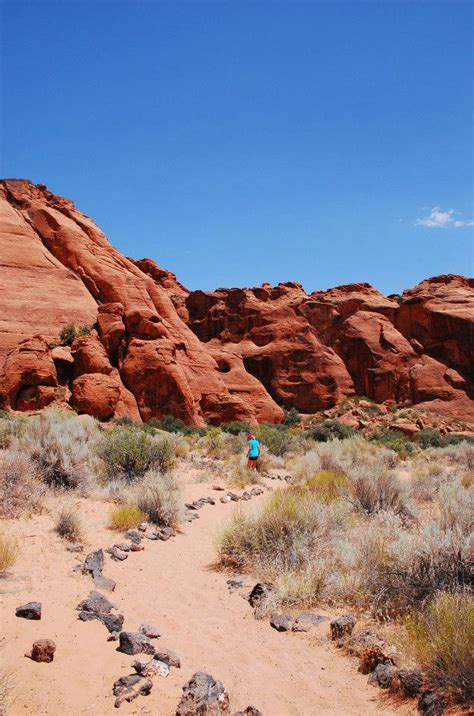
[416,428,446,449]
[220,420,251,436]
[274,563,329,607]
[135,469,182,526]
[97,427,175,480]
[404,592,474,703]
[255,423,295,456]
[370,428,417,457]
[55,507,83,542]
[217,487,350,575]
[0,449,45,518]
[349,466,413,520]
[306,420,354,443]
[437,441,474,470]
[283,408,301,427]
[291,449,321,482]
[437,480,474,535]
[0,534,18,575]
[108,505,144,530]
[305,470,349,503]
[0,413,27,449]
[367,524,472,618]
[148,415,185,433]
[59,322,93,346]
[20,411,97,490]
[461,470,474,489]
[228,463,261,489]
[114,416,135,426]
[443,434,474,446]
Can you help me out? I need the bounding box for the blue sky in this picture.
[1,1,472,294]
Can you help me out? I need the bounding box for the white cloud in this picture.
[415,207,474,228]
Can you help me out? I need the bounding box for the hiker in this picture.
[246,433,260,469]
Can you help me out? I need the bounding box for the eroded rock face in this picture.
[0,179,472,424]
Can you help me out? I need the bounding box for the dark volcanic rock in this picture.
[118,631,155,656]
[330,615,356,640]
[176,671,230,715]
[139,623,161,639]
[368,663,396,689]
[391,668,423,698]
[270,613,291,632]
[76,591,115,615]
[83,549,104,575]
[418,690,445,715]
[16,602,41,620]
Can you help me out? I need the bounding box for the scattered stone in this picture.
[66,543,83,553]
[16,602,42,620]
[114,677,153,708]
[107,632,120,641]
[249,487,264,496]
[145,532,160,540]
[139,623,161,639]
[329,615,355,640]
[212,485,225,491]
[240,492,252,501]
[159,527,176,541]
[346,630,385,657]
[228,492,240,502]
[93,572,117,592]
[248,583,273,609]
[118,631,155,656]
[153,648,181,668]
[113,675,141,696]
[106,546,128,562]
[293,612,327,630]
[418,690,444,716]
[132,658,170,677]
[391,668,423,698]
[185,502,199,510]
[29,639,56,663]
[227,578,246,592]
[130,542,144,552]
[270,613,290,632]
[185,512,200,522]
[368,663,396,689]
[78,609,124,633]
[176,672,230,715]
[359,646,392,675]
[76,591,115,615]
[83,549,104,575]
[113,543,131,552]
[205,497,216,505]
[137,522,148,531]
[234,708,262,716]
[125,529,141,544]
[220,495,231,504]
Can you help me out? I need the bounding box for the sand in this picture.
[1,472,411,716]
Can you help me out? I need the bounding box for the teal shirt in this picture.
[248,438,260,458]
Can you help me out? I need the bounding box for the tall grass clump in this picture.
[0,449,45,518]
[19,411,97,491]
[0,413,26,448]
[135,469,182,526]
[0,534,18,575]
[348,465,413,520]
[108,505,144,530]
[404,592,474,704]
[55,507,83,542]
[97,426,175,481]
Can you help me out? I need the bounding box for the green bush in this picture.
[148,415,185,433]
[220,420,251,436]
[306,420,354,443]
[283,408,301,427]
[97,426,175,481]
[255,423,294,456]
[370,428,417,456]
[416,428,446,449]
[405,592,474,704]
[59,322,93,346]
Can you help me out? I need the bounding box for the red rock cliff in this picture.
[0,180,472,423]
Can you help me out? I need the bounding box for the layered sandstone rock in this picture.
[0,179,472,423]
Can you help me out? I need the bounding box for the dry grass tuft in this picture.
[0,534,18,575]
[54,507,83,542]
[108,505,144,530]
[135,469,182,527]
[0,449,45,518]
[404,592,474,704]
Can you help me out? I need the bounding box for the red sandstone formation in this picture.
[0,179,472,424]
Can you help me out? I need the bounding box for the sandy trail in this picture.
[1,476,408,716]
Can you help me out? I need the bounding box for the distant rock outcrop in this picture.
[0,179,472,423]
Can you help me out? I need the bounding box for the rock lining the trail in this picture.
[176,671,230,715]
[118,631,155,656]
